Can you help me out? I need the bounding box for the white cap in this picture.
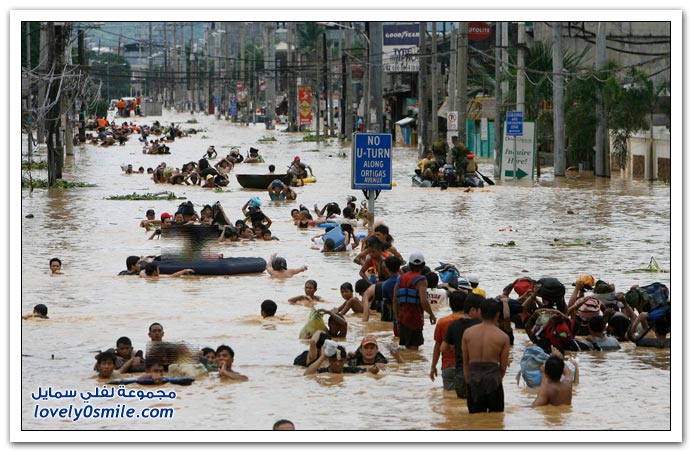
[409,252,425,265]
[467,274,480,284]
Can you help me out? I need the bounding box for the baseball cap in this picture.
[160,212,172,221]
[272,180,282,188]
[361,335,378,347]
[466,274,480,284]
[457,279,473,291]
[409,252,425,265]
[206,174,214,180]
[294,156,300,161]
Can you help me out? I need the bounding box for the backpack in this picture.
[516,346,576,388]
[435,262,460,286]
[516,346,550,388]
[625,282,669,313]
[537,277,566,310]
[541,316,575,351]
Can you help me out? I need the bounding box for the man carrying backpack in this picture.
[531,346,579,407]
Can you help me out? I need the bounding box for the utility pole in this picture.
[315,35,320,140]
[343,23,352,140]
[224,22,231,119]
[595,22,607,177]
[46,22,65,185]
[25,21,33,158]
[322,32,329,136]
[457,22,468,146]
[163,23,169,107]
[417,21,427,152]
[266,22,276,128]
[287,22,296,131]
[239,23,245,119]
[325,34,334,136]
[370,22,383,133]
[501,21,509,108]
[362,23,370,133]
[77,28,86,143]
[552,22,566,177]
[431,22,438,141]
[188,22,195,113]
[517,22,526,114]
[37,23,48,145]
[148,22,153,99]
[494,22,503,178]
[448,27,457,116]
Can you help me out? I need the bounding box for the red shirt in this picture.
[434,313,464,369]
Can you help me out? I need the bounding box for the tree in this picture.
[608,70,652,170]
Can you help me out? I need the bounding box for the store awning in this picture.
[395,117,416,126]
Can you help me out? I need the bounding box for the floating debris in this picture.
[105,191,186,201]
[490,241,517,247]
[549,238,591,247]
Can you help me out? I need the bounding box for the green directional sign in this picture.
[504,168,529,179]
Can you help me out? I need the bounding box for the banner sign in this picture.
[382,23,420,72]
[298,85,312,126]
[480,117,488,141]
[236,81,247,107]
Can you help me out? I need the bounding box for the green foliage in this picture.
[490,241,517,247]
[88,52,132,100]
[564,76,599,166]
[105,191,186,201]
[296,22,325,56]
[258,136,276,142]
[22,177,96,189]
[22,160,48,170]
[302,135,328,142]
[93,100,110,118]
[608,70,653,169]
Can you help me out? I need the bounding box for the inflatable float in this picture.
[146,256,266,276]
[236,173,293,190]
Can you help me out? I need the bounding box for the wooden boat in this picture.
[236,173,293,190]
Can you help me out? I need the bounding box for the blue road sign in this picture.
[352,133,393,190]
[506,110,524,137]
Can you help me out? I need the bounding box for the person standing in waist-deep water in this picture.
[462,299,510,413]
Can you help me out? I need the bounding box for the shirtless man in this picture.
[531,347,579,407]
[266,254,307,279]
[461,299,510,413]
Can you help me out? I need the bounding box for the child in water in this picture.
[23,304,49,320]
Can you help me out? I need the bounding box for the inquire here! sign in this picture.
[500,120,536,180]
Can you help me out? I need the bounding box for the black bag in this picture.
[537,277,565,301]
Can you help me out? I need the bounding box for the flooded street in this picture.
[18,109,672,435]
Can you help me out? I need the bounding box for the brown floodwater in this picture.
[19,110,672,434]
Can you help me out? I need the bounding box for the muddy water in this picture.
[19,110,671,434]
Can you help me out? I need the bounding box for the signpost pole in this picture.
[352,132,393,233]
[367,190,376,233]
[513,136,517,181]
